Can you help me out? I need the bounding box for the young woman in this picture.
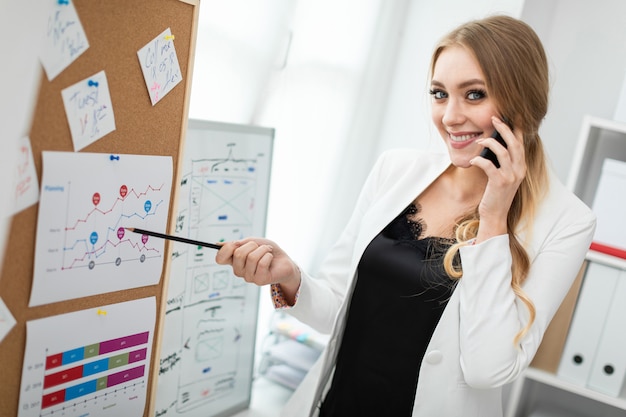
[216,15,596,417]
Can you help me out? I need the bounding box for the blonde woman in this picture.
[216,15,596,417]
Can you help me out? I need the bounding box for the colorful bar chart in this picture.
[41,332,149,409]
[18,298,156,417]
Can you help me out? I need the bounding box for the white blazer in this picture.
[280,149,596,417]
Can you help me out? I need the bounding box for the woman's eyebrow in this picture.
[430,79,486,89]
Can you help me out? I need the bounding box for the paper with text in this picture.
[61,70,116,151]
[40,0,89,80]
[137,27,183,105]
[12,136,40,214]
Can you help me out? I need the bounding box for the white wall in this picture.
[375,0,524,157]
[0,0,49,271]
[522,0,626,182]
[376,0,626,185]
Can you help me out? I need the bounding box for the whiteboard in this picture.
[154,119,274,417]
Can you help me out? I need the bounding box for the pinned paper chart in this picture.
[30,152,173,306]
[18,297,156,417]
[61,70,116,151]
[137,27,183,105]
[40,0,89,80]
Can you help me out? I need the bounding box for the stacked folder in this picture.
[589,158,626,259]
[558,261,626,397]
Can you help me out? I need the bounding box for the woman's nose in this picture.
[442,99,465,127]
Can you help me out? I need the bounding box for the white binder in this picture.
[586,269,626,396]
[557,262,620,386]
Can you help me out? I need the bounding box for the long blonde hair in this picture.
[432,15,550,344]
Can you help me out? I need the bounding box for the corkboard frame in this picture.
[0,1,200,416]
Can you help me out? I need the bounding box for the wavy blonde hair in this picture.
[431,15,550,344]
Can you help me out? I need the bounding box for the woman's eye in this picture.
[467,90,486,100]
[429,89,447,99]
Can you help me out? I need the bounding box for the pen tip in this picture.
[125,227,135,232]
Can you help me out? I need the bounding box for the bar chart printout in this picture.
[18,297,156,417]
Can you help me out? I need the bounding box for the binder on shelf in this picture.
[531,263,586,373]
[586,269,626,397]
[557,262,620,386]
[590,158,626,259]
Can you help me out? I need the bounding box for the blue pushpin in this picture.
[58,0,69,5]
[110,155,120,161]
[88,79,99,87]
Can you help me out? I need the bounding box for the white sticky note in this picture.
[61,70,116,151]
[0,297,16,343]
[40,0,89,81]
[137,27,183,105]
[12,136,40,214]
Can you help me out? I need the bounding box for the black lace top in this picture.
[319,204,455,416]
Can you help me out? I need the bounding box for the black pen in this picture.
[126,227,222,250]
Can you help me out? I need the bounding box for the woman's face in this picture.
[430,45,499,168]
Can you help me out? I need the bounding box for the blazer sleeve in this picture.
[456,184,596,388]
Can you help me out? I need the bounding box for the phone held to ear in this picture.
[480,129,507,168]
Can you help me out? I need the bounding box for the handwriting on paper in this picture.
[61,70,116,151]
[12,136,40,215]
[137,27,183,106]
[40,0,89,80]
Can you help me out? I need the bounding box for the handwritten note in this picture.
[40,0,89,80]
[137,27,183,105]
[12,136,39,215]
[61,70,116,151]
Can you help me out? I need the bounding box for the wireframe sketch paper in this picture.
[12,136,40,215]
[17,297,156,417]
[40,0,89,80]
[30,152,173,306]
[137,27,183,106]
[153,121,273,417]
[61,70,116,151]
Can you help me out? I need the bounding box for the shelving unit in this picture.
[506,115,626,417]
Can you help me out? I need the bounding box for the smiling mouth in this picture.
[449,133,481,142]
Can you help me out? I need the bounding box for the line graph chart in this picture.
[61,183,166,271]
[30,152,173,307]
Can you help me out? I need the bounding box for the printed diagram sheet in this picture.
[18,297,156,417]
[30,152,173,306]
[154,121,273,417]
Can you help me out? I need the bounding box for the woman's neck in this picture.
[442,165,487,205]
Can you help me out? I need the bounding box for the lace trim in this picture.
[406,202,426,239]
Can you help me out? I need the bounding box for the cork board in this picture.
[0,0,199,416]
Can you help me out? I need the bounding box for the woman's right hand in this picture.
[215,238,301,299]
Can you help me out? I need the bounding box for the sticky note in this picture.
[40,0,89,80]
[61,70,116,151]
[137,27,183,106]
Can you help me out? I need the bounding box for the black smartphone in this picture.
[480,129,507,168]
